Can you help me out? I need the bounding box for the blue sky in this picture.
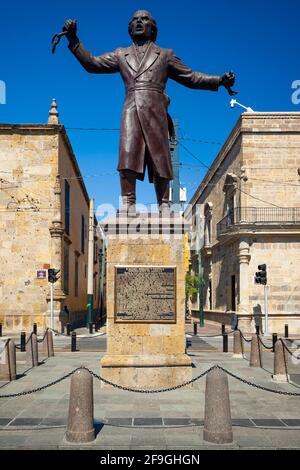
[1,0,299,212]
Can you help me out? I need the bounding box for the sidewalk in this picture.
[1,345,300,449]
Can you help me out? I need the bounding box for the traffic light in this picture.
[48,268,60,284]
[255,264,267,285]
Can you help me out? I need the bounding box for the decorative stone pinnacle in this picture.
[48,98,59,124]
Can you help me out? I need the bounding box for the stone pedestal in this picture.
[100,214,192,389]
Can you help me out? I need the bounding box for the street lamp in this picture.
[230,99,254,113]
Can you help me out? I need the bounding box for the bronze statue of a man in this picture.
[63,11,235,214]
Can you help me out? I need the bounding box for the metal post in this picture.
[67,323,71,336]
[272,333,278,353]
[264,284,269,336]
[86,198,94,327]
[89,322,93,335]
[284,324,289,338]
[71,332,77,352]
[20,332,26,352]
[223,334,228,353]
[196,213,204,328]
[198,251,204,327]
[50,282,54,331]
[33,323,37,335]
[169,120,180,210]
[100,241,106,327]
[222,324,225,335]
[0,324,2,337]
[193,322,198,335]
[255,325,260,335]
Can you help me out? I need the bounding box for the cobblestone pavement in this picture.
[1,335,300,450]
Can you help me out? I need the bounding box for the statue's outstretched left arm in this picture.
[168,50,235,92]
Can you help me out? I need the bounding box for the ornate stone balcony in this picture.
[217,207,300,237]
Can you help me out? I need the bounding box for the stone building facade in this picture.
[186,112,300,334]
[0,100,101,332]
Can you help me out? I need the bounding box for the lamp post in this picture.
[196,212,204,327]
[230,99,254,113]
[86,198,94,327]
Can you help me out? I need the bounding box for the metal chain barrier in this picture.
[87,366,215,393]
[25,332,33,345]
[49,328,70,337]
[0,368,80,398]
[0,366,214,398]
[1,363,300,398]
[37,328,50,343]
[280,338,298,358]
[217,365,300,396]
[238,329,252,343]
[257,335,273,350]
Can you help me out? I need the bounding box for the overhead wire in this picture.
[179,141,284,208]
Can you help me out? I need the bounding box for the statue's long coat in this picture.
[69,40,221,181]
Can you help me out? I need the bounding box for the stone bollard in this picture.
[233,330,244,358]
[250,335,262,368]
[26,333,39,367]
[42,331,48,357]
[203,367,233,444]
[42,330,53,358]
[8,340,16,380]
[47,330,54,357]
[0,339,17,381]
[272,340,289,382]
[65,368,95,443]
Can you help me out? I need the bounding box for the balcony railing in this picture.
[217,207,300,236]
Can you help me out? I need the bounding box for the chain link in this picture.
[37,328,50,343]
[0,368,82,398]
[49,328,70,337]
[280,338,298,357]
[257,335,273,350]
[217,365,300,396]
[86,366,215,393]
[25,332,33,346]
[238,329,252,343]
[1,362,300,398]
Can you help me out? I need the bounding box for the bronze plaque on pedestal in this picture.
[115,266,176,323]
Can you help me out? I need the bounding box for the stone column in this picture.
[48,175,66,329]
[237,237,251,317]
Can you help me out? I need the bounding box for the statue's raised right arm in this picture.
[63,19,120,74]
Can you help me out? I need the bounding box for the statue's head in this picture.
[128,10,158,42]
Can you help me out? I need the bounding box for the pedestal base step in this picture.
[100,354,192,390]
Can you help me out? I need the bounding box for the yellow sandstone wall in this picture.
[0,127,58,331]
[189,113,300,333]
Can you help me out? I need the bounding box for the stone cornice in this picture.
[0,124,62,132]
[216,228,300,247]
[186,112,300,212]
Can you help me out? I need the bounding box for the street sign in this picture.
[37,270,46,279]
